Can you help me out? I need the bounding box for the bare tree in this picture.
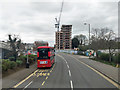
[7,34,22,61]
[105,30,116,62]
[91,27,116,60]
[74,34,88,46]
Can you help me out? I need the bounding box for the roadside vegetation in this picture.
[72,27,120,67]
[91,53,120,67]
[2,54,37,72]
[1,34,37,77]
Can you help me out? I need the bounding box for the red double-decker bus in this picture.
[37,46,55,68]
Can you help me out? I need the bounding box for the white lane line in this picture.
[67,64,69,69]
[69,55,120,89]
[24,81,33,89]
[70,80,73,90]
[69,70,71,77]
[57,54,74,89]
[65,60,68,64]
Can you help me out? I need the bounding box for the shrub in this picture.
[16,60,23,67]
[112,53,120,64]
[17,56,27,64]
[9,57,15,61]
[9,61,17,69]
[2,64,8,71]
[28,54,37,64]
[99,53,109,61]
[2,59,10,71]
[2,59,11,69]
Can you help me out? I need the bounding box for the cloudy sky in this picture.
[0,0,119,46]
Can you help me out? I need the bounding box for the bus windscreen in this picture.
[38,48,50,59]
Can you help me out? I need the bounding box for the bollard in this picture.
[26,62,29,68]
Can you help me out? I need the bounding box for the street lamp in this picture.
[25,46,29,68]
[55,18,60,50]
[84,23,91,57]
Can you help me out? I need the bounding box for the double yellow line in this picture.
[69,55,120,89]
[13,69,38,88]
[41,64,56,86]
[13,63,56,88]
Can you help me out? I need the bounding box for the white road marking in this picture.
[57,54,74,90]
[24,81,33,89]
[65,61,68,64]
[69,55,120,89]
[69,70,71,77]
[67,64,69,68]
[70,80,73,90]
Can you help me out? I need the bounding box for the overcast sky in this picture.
[0,0,119,46]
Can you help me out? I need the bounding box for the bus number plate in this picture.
[40,61,48,64]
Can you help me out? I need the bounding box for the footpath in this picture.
[2,62,37,89]
[73,55,120,84]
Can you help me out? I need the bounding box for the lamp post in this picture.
[84,23,91,58]
[55,18,60,50]
[25,46,29,68]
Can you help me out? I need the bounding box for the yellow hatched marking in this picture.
[39,73,43,76]
[43,73,47,76]
[47,73,50,76]
[46,77,48,80]
[37,73,40,77]
[42,81,45,86]
[39,70,42,72]
[50,70,52,73]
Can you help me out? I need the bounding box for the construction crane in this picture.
[55,0,64,31]
[55,0,64,50]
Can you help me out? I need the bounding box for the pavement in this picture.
[1,53,120,89]
[2,62,37,88]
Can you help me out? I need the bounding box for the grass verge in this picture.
[90,58,119,67]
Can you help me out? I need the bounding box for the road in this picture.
[4,53,119,89]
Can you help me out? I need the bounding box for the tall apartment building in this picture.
[55,25,72,49]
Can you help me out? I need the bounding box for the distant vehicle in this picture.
[37,46,55,68]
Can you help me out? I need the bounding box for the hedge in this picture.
[9,57,15,61]
[97,53,120,64]
[16,60,23,67]
[99,53,109,61]
[112,53,120,64]
[2,54,37,72]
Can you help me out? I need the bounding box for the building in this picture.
[34,41,48,47]
[33,41,48,51]
[55,31,63,49]
[55,25,72,49]
[0,41,12,59]
[25,43,34,50]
